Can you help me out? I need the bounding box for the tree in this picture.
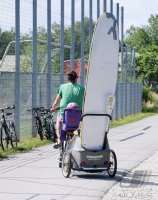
[0,28,15,59]
[136,45,158,87]
[147,14,158,45]
[0,17,95,73]
[124,25,151,51]
[51,17,95,72]
[124,14,158,87]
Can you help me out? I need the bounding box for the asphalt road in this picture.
[0,114,158,200]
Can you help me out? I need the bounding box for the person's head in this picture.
[67,71,78,83]
[67,102,78,109]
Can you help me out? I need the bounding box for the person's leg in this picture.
[56,117,61,143]
[54,114,63,149]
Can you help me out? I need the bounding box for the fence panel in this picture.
[0,0,142,138]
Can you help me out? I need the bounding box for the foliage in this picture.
[136,45,158,86]
[142,101,157,112]
[147,14,158,45]
[142,86,158,112]
[0,17,95,73]
[0,28,15,60]
[150,90,158,103]
[142,86,151,102]
[125,25,151,51]
[14,17,94,73]
[124,14,158,87]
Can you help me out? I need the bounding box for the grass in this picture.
[1,109,158,159]
[0,136,52,159]
[111,90,158,128]
[142,90,158,112]
[110,111,158,128]
[150,90,158,102]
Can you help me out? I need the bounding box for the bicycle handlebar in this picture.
[27,106,59,113]
[27,106,44,112]
[0,105,15,112]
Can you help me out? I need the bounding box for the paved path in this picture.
[103,150,158,200]
[0,114,158,200]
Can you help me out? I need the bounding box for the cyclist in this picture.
[50,71,85,149]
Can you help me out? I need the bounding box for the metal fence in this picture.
[0,72,142,138]
[0,0,142,139]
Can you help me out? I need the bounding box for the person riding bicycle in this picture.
[50,71,85,149]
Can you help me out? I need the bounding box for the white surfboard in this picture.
[81,13,119,151]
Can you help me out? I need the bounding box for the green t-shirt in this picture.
[57,82,84,116]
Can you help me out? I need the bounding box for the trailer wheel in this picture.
[107,150,117,177]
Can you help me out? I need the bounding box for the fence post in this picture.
[70,0,75,71]
[125,46,128,116]
[47,0,52,108]
[89,0,93,45]
[110,0,113,14]
[15,0,20,140]
[133,48,136,82]
[103,0,107,12]
[97,0,100,19]
[80,0,85,86]
[115,84,119,119]
[32,0,38,136]
[120,6,124,117]
[60,0,64,84]
[116,3,119,33]
[121,7,124,83]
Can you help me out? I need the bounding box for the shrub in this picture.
[142,86,152,102]
[142,101,156,112]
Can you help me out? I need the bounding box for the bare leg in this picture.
[56,120,61,144]
[54,114,63,148]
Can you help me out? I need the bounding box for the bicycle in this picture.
[27,107,45,140]
[58,108,82,169]
[40,108,57,142]
[0,105,18,151]
[28,107,57,142]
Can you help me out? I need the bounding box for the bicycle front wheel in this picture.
[10,123,18,149]
[0,126,9,151]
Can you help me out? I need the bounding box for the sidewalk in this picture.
[0,114,158,200]
[103,151,158,200]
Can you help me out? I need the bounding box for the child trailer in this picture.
[61,111,117,178]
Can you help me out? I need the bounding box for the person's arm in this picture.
[50,95,61,112]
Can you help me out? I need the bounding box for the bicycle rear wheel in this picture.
[0,126,9,151]
[62,151,72,178]
[50,126,57,142]
[36,120,43,140]
[47,119,57,142]
[10,123,18,149]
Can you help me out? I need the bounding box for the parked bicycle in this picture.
[27,107,45,141]
[40,108,57,142]
[28,107,57,142]
[0,105,18,151]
